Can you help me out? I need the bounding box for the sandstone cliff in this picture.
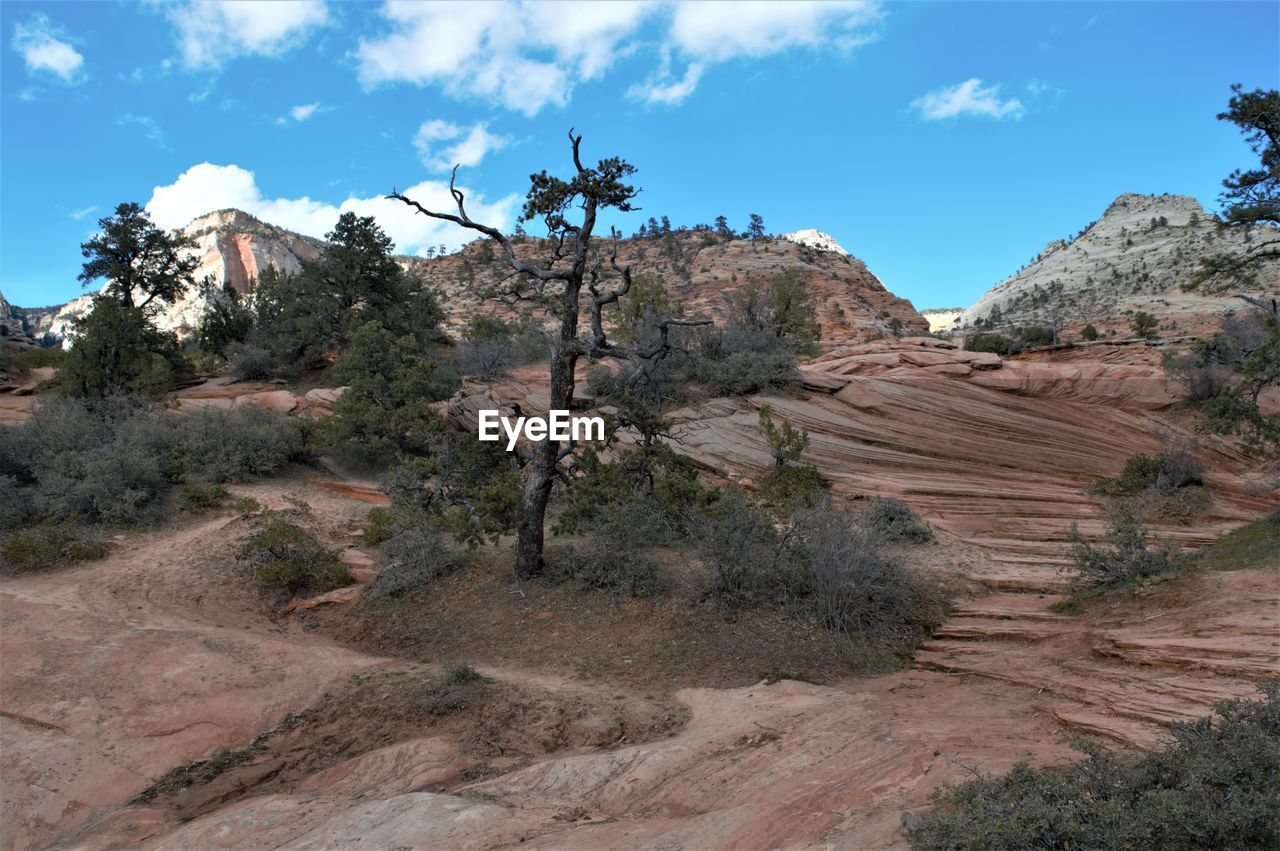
[958,193,1279,339]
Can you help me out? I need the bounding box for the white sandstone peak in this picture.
[780,229,851,257]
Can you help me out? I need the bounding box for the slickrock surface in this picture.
[451,340,1273,563]
[0,486,384,851]
[3,472,1275,850]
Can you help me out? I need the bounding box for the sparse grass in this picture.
[1195,508,1280,573]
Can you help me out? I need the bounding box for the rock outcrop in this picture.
[958,193,1280,339]
[779,227,852,257]
[412,230,928,347]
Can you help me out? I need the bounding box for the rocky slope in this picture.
[958,193,1280,339]
[19,209,323,342]
[411,229,927,346]
[0,292,41,350]
[779,227,852,256]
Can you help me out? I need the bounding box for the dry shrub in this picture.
[797,508,943,644]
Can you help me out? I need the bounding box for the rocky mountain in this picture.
[411,229,927,346]
[957,193,1280,338]
[16,211,924,347]
[18,209,323,343]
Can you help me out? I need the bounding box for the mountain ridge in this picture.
[956,192,1278,338]
[4,210,927,348]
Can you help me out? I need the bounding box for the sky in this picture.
[1,1,1277,311]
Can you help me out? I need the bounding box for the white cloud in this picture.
[912,78,1024,121]
[670,0,880,61]
[164,0,329,71]
[291,103,321,121]
[413,120,509,171]
[629,56,703,105]
[12,15,85,82]
[634,1,882,106]
[356,2,570,115]
[118,113,167,147]
[275,102,332,124]
[145,162,520,256]
[70,205,98,221]
[357,1,882,112]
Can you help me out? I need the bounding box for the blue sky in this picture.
[2,1,1277,310]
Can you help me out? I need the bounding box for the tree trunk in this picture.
[513,324,578,579]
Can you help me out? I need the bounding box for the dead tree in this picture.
[390,130,707,579]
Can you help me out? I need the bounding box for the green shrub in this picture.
[322,321,458,466]
[755,405,828,513]
[1015,325,1055,348]
[439,661,483,685]
[180,482,230,511]
[908,685,1280,850]
[362,506,396,545]
[226,343,276,382]
[1090,450,1206,520]
[195,284,254,357]
[421,662,488,716]
[677,328,802,396]
[0,397,302,531]
[546,542,665,598]
[455,314,544,378]
[859,497,934,542]
[1081,323,1099,341]
[239,520,349,595]
[167,405,303,483]
[548,497,670,598]
[1131,310,1159,339]
[0,395,174,528]
[230,496,261,514]
[365,517,465,602]
[1092,450,1206,496]
[0,522,108,573]
[965,332,1015,355]
[693,489,804,606]
[1067,502,1185,594]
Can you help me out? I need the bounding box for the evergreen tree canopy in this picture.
[78,202,198,311]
